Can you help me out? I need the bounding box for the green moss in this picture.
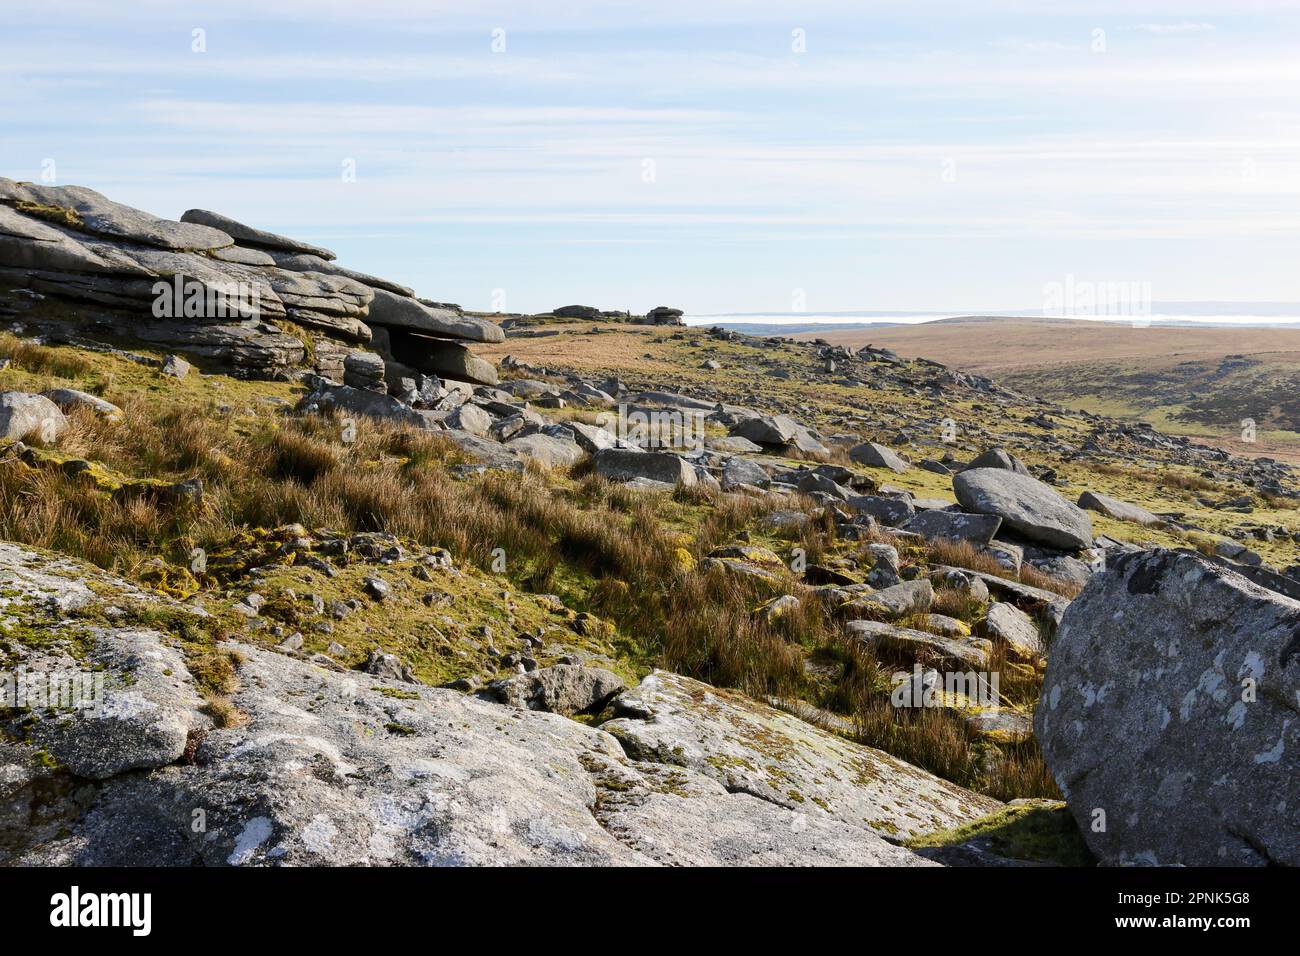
[13,200,84,230]
[375,687,420,700]
[905,800,1095,866]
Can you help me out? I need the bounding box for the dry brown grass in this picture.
[929,585,984,620]
[1019,564,1083,598]
[921,537,1009,577]
[1,398,820,697]
[0,331,94,379]
[1,391,1064,800]
[815,625,1060,800]
[1156,468,1220,494]
[922,537,1081,598]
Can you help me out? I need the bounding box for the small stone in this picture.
[160,354,192,379]
[277,632,304,653]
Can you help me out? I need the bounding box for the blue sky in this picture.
[4,0,1300,315]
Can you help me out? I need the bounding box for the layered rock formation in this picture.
[0,178,501,392]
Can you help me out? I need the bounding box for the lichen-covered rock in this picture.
[602,671,1002,842]
[583,752,936,867]
[505,432,584,469]
[849,441,909,473]
[982,601,1042,659]
[0,391,67,443]
[953,468,1093,550]
[298,382,425,429]
[842,579,933,619]
[485,665,626,716]
[847,620,992,670]
[846,494,913,526]
[1036,548,1300,866]
[593,448,695,487]
[0,543,941,867]
[731,414,799,446]
[722,456,771,491]
[26,627,209,780]
[41,387,123,422]
[1077,490,1161,527]
[902,509,1001,545]
[3,179,232,251]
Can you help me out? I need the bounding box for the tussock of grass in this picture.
[0,331,93,379]
[922,537,1081,598]
[1019,564,1083,598]
[929,585,984,620]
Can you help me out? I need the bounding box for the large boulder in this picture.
[846,620,992,671]
[1077,490,1162,526]
[505,433,584,469]
[445,402,493,438]
[593,448,696,487]
[1036,549,1300,866]
[953,468,1093,550]
[568,421,623,454]
[730,414,799,446]
[722,456,771,491]
[902,509,1001,545]
[180,208,336,260]
[298,382,424,429]
[982,602,1042,659]
[964,447,1030,475]
[41,387,123,422]
[365,288,505,344]
[846,495,914,527]
[484,665,626,717]
[0,391,68,443]
[2,179,232,252]
[849,442,908,473]
[842,579,933,619]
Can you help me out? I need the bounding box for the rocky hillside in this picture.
[0,180,1295,866]
[799,316,1300,464]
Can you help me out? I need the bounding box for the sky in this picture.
[3,0,1300,316]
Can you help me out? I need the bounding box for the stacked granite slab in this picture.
[0,177,501,386]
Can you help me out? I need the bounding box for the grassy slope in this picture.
[4,320,1298,810]
[484,320,1300,568]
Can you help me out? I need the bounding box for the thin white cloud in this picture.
[1129,21,1218,33]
